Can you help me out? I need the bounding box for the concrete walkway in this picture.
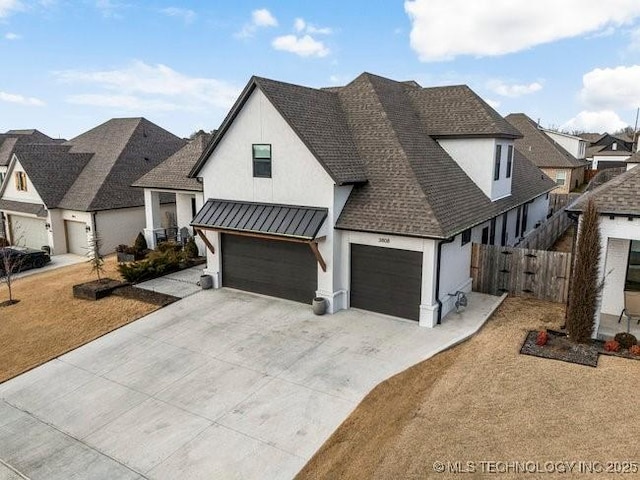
[0,290,505,480]
[135,266,205,298]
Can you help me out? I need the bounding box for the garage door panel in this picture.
[222,234,317,304]
[10,215,48,250]
[350,244,422,321]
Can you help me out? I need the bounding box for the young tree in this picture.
[566,198,602,343]
[87,234,105,282]
[0,247,24,306]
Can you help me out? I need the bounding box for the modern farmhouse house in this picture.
[189,73,555,326]
[0,118,185,255]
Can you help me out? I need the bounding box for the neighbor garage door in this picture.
[350,244,423,321]
[221,234,317,304]
[65,220,88,255]
[9,215,48,250]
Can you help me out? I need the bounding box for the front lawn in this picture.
[297,297,638,479]
[0,256,159,383]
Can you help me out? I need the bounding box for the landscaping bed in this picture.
[112,285,179,307]
[72,278,128,301]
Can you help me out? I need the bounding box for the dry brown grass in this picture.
[0,256,158,383]
[551,225,574,253]
[298,297,639,480]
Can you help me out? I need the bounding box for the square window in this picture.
[555,171,567,186]
[494,145,502,181]
[461,229,471,246]
[252,144,272,178]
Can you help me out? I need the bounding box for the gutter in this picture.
[436,236,456,324]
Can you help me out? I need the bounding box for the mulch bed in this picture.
[112,285,179,307]
[520,329,640,367]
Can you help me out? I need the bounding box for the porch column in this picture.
[143,189,162,249]
[419,240,439,328]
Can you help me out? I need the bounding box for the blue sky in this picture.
[2,0,640,139]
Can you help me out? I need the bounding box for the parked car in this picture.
[0,247,51,274]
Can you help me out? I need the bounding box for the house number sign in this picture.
[378,237,390,243]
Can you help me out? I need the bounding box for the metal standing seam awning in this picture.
[191,199,329,271]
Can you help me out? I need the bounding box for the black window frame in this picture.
[252,144,272,178]
[506,145,513,178]
[625,240,640,291]
[481,226,489,245]
[461,229,471,246]
[494,144,502,181]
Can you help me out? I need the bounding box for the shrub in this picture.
[604,340,620,352]
[566,198,602,343]
[115,244,128,253]
[613,332,637,349]
[536,330,548,346]
[156,241,181,253]
[133,232,148,253]
[184,236,198,259]
[118,249,181,283]
[629,345,640,356]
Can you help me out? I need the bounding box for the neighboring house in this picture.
[506,114,587,194]
[626,151,640,171]
[0,118,185,255]
[0,129,63,239]
[539,128,587,160]
[188,73,555,326]
[133,131,212,255]
[580,132,634,169]
[567,166,640,337]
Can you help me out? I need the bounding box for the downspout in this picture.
[436,236,456,324]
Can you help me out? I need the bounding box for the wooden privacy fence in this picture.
[515,207,573,251]
[548,192,581,216]
[471,243,572,303]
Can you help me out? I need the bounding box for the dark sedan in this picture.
[0,247,51,274]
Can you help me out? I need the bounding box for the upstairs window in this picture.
[555,170,567,186]
[494,145,502,181]
[252,144,272,178]
[15,171,27,191]
[461,229,471,246]
[506,145,513,178]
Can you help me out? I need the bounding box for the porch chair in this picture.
[618,290,640,333]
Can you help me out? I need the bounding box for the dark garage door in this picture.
[221,234,317,304]
[350,244,423,321]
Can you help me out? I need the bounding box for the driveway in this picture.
[14,253,86,280]
[0,289,504,480]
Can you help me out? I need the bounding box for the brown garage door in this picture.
[221,234,317,304]
[350,244,423,321]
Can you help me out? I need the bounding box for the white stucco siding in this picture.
[544,130,585,159]
[2,159,45,205]
[437,138,513,200]
[523,194,549,236]
[439,235,473,317]
[95,206,146,255]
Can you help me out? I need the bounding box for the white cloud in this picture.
[579,65,640,109]
[0,0,22,18]
[272,34,329,57]
[487,80,543,98]
[0,91,45,106]
[252,8,277,27]
[55,61,239,112]
[161,7,195,24]
[4,32,20,40]
[484,98,501,110]
[236,8,278,38]
[562,110,628,132]
[293,17,332,35]
[404,0,640,61]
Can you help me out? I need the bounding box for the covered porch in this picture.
[142,189,205,255]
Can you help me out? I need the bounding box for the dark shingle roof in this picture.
[58,118,186,211]
[406,83,522,139]
[334,74,555,238]
[568,166,640,216]
[505,113,587,169]
[0,129,59,166]
[133,133,211,192]
[191,76,367,185]
[10,144,93,208]
[194,73,555,239]
[0,199,47,217]
[579,133,604,144]
[627,151,640,163]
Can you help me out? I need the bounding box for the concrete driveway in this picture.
[0,289,504,480]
